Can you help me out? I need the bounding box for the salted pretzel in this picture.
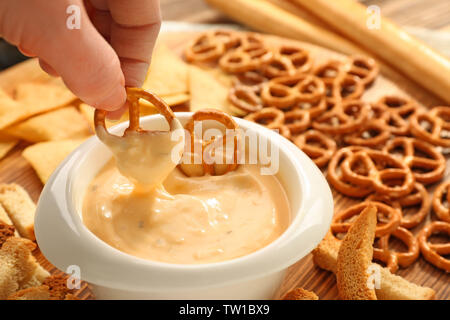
[233,71,268,90]
[294,130,337,168]
[373,227,420,273]
[340,149,415,198]
[244,107,284,128]
[185,30,239,63]
[432,181,450,223]
[313,60,346,86]
[399,182,431,228]
[332,201,401,238]
[228,85,263,114]
[219,33,273,73]
[295,96,327,119]
[418,221,450,272]
[328,74,365,103]
[178,109,240,177]
[327,146,373,198]
[383,137,445,185]
[260,74,325,109]
[343,119,390,148]
[284,109,310,134]
[346,55,379,87]
[376,96,418,135]
[312,100,370,134]
[263,45,313,78]
[94,87,176,136]
[410,106,450,147]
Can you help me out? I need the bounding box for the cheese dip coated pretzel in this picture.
[94,88,183,186]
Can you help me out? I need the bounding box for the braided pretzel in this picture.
[343,119,391,148]
[284,109,310,134]
[410,106,450,147]
[373,227,420,273]
[341,149,415,198]
[346,55,379,87]
[327,146,373,197]
[261,74,325,109]
[418,221,450,272]
[263,45,313,78]
[294,130,337,168]
[179,109,240,177]
[312,100,370,134]
[228,85,263,114]
[432,181,450,223]
[332,201,401,237]
[383,137,445,185]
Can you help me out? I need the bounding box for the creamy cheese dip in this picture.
[82,161,290,264]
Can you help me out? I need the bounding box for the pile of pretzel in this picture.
[185,30,450,274]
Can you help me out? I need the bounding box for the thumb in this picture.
[0,0,126,111]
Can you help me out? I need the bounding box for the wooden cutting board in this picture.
[0,31,448,300]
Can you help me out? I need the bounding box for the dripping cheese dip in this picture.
[82,160,290,264]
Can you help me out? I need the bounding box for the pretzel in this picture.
[179,109,240,177]
[312,100,370,134]
[418,221,450,272]
[373,227,420,273]
[268,123,292,140]
[376,96,418,136]
[185,30,239,63]
[410,106,450,147]
[432,181,450,223]
[294,130,337,168]
[398,182,431,228]
[260,74,325,109]
[295,96,327,119]
[332,201,401,238]
[228,85,263,114]
[94,87,176,137]
[327,146,373,198]
[263,45,313,78]
[313,60,346,86]
[244,107,284,128]
[346,55,379,87]
[343,119,390,148]
[328,74,365,104]
[284,109,310,134]
[219,33,272,73]
[383,137,445,185]
[341,149,415,198]
[233,71,268,90]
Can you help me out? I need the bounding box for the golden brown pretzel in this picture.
[313,60,346,86]
[432,181,450,223]
[244,107,285,128]
[312,100,370,135]
[219,33,272,73]
[294,130,337,168]
[373,227,420,273]
[260,74,325,109]
[327,146,373,198]
[346,55,379,87]
[398,182,431,228]
[284,109,310,134]
[179,109,240,177]
[383,137,445,185]
[410,106,450,147]
[263,45,313,78]
[343,119,391,148]
[228,85,263,114]
[94,87,176,136]
[418,221,450,272]
[332,201,401,238]
[376,96,418,136]
[340,149,415,198]
[185,30,240,63]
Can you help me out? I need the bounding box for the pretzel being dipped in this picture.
[179,109,241,177]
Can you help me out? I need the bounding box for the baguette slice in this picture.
[337,204,377,300]
[0,184,35,240]
[312,231,436,300]
[282,288,319,300]
[7,285,51,300]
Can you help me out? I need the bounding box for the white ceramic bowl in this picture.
[35,112,333,300]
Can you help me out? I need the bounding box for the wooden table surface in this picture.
[160,0,450,30]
